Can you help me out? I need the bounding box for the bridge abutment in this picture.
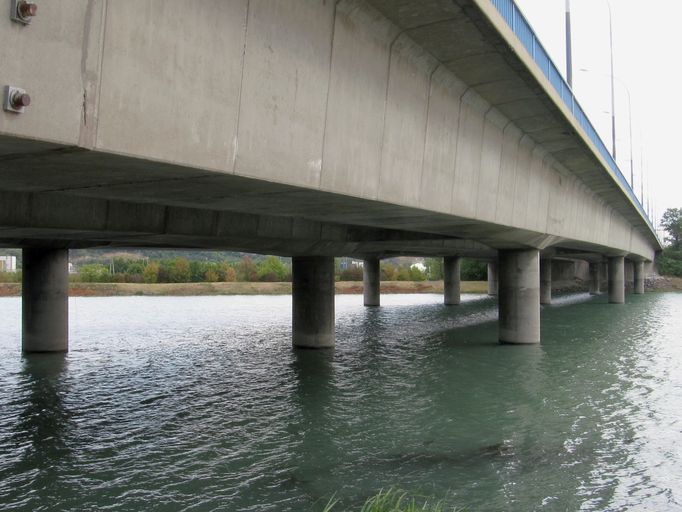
[443,256,461,306]
[22,248,69,353]
[292,256,335,349]
[633,261,644,294]
[540,259,552,305]
[363,258,380,307]
[498,249,540,344]
[608,256,625,304]
[487,263,498,296]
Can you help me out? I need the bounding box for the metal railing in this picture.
[489,0,656,234]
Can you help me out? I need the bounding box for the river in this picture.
[0,292,681,511]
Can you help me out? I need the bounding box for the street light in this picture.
[565,0,573,87]
[606,0,616,160]
[565,0,616,157]
[579,69,634,189]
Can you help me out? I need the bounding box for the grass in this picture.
[0,281,489,297]
[322,488,465,512]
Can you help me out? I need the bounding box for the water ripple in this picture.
[0,293,681,511]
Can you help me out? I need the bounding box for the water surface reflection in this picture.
[0,293,680,511]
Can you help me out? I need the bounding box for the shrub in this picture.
[78,264,110,283]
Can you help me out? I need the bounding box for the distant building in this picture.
[0,256,17,272]
[338,258,363,271]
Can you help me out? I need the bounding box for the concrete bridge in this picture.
[0,0,660,351]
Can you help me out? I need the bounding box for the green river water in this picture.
[0,292,680,511]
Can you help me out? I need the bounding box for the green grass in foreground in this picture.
[322,489,465,512]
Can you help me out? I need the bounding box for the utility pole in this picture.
[566,0,573,87]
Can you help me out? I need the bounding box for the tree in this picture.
[142,261,160,283]
[256,256,290,282]
[424,258,443,280]
[661,208,682,249]
[461,259,487,281]
[237,255,258,282]
[79,264,110,282]
[167,257,191,283]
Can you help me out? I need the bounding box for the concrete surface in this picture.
[608,256,625,304]
[498,249,540,344]
[292,256,335,349]
[22,248,68,352]
[443,255,461,305]
[363,258,381,306]
[0,0,659,264]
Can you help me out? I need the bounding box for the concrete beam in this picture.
[22,248,69,352]
[443,256,461,305]
[292,256,335,349]
[498,249,540,344]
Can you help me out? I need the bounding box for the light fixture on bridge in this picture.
[10,0,37,25]
[3,86,31,113]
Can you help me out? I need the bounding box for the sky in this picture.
[513,0,682,236]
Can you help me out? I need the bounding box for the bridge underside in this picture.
[0,137,647,262]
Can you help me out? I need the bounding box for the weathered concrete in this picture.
[634,260,644,294]
[292,256,335,349]
[540,259,552,305]
[589,262,601,295]
[443,256,461,305]
[487,262,498,296]
[499,249,540,344]
[608,256,625,304]
[0,0,659,265]
[22,248,69,352]
[363,258,381,307]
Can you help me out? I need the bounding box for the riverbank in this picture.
[1,277,678,297]
[0,280,488,297]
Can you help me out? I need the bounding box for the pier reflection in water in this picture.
[0,293,681,511]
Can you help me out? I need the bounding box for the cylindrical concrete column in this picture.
[22,248,69,353]
[540,259,552,305]
[487,262,498,296]
[633,260,644,294]
[498,249,540,344]
[600,262,608,292]
[292,256,335,348]
[589,262,600,295]
[363,258,380,307]
[443,256,461,305]
[608,256,625,304]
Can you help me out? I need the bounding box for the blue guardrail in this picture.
[489,0,655,233]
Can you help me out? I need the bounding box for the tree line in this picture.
[70,256,488,284]
[658,207,682,277]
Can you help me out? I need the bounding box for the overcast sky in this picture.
[513,0,681,234]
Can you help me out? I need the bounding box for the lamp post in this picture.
[566,0,573,87]
[606,0,616,160]
[579,69,634,189]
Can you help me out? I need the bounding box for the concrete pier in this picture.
[589,262,600,295]
[363,258,380,307]
[540,259,552,305]
[634,260,644,294]
[292,256,335,349]
[487,263,498,296]
[498,249,540,344]
[608,256,625,304]
[443,256,461,305]
[22,248,69,353]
